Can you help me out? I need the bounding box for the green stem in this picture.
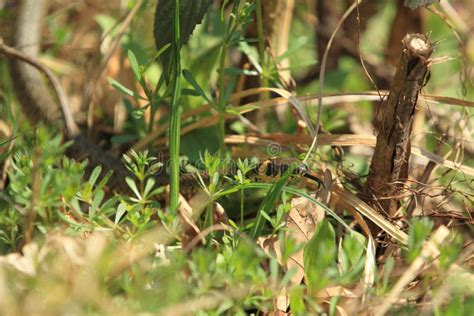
[240,188,244,226]
[217,111,226,154]
[217,32,229,154]
[148,74,165,132]
[169,0,182,212]
[204,203,213,228]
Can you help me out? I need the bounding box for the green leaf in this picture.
[95,170,113,194]
[223,67,259,76]
[100,196,118,216]
[70,198,82,215]
[289,285,305,314]
[181,88,201,97]
[260,211,274,227]
[182,69,213,104]
[90,190,104,217]
[144,44,171,70]
[107,77,146,100]
[226,105,260,115]
[250,165,295,239]
[88,166,102,188]
[406,218,434,263]
[127,49,142,81]
[238,41,261,73]
[125,177,141,200]
[339,231,366,274]
[304,219,336,293]
[439,233,463,270]
[154,0,212,77]
[115,203,127,224]
[143,178,156,198]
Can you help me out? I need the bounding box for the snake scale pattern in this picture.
[4,0,320,197]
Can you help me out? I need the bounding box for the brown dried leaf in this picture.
[290,195,325,237]
[178,194,201,249]
[276,287,290,314]
[0,243,39,276]
[316,286,359,298]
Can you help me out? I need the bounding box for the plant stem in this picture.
[217,22,229,154]
[240,189,244,226]
[169,0,182,212]
[149,74,165,132]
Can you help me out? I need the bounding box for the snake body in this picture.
[5,1,320,196]
[6,0,149,193]
[9,0,61,124]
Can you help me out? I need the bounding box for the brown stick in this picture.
[364,34,433,216]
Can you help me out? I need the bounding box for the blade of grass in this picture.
[250,166,294,240]
[333,186,409,245]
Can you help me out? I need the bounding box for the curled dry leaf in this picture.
[0,233,108,277]
[290,195,326,238]
[316,286,358,298]
[188,191,229,226]
[187,190,211,215]
[179,191,229,251]
[276,290,289,314]
[317,285,364,315]
[0,243,39,276]
[212,202,229,226]
[178,194,201,249]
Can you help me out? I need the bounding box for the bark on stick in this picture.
[365,34,433,216]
